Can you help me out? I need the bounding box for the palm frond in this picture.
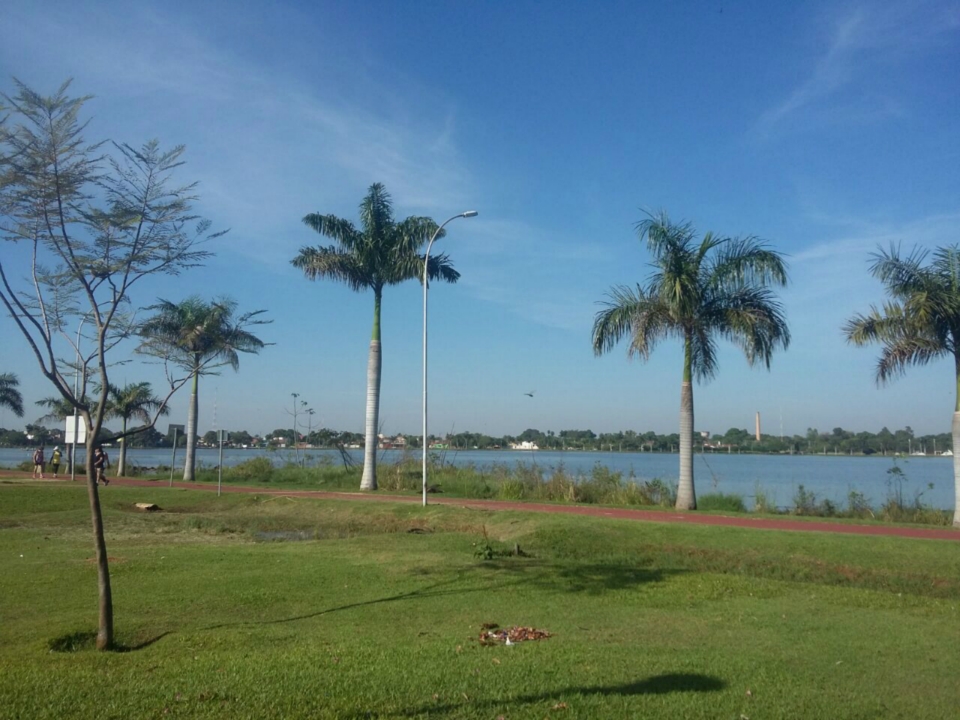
[394,216,444,257]
[358,183,395,239]
[0,373,25,418]
[706,236,789,289]
[592,285,675,359]
[137,295,269,374]
[301,213,361,248]
[635,209,696,260]
[107,381,168,423]
[875,336,947,384]
[689,326,719,382]
[292,245,372,292]
[713,286,790,364]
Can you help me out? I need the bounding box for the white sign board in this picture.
[65,416,87,444]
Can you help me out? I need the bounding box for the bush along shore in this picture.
[89,452,955,527]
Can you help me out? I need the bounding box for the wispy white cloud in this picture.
[757,1,959,137]
[0,1,475,269]
[452,217,614,331]
[785,211,960,334]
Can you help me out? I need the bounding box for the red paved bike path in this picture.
[7,471,957,541]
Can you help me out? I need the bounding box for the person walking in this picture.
[50,446,62,478]
[93,446,110,486]
[32,446,45,479]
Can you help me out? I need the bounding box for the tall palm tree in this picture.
[107,382,168,476]
[592,211,790,510]
[292,183,459,490]
[0,373,24,418]
[845,244,960,527]
[138,297,268,481]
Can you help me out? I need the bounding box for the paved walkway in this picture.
[3,470,958,541]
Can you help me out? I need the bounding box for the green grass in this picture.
[1,482,959,718]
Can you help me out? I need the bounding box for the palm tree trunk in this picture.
[361,291,382,491]
[85,435,113,649]
[953,359,959,527]
[676,336,697,510]
[118,417,128,476]
[183,362,199,482]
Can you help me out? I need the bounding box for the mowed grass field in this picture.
[1,481,958,719]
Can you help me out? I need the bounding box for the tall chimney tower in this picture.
[755,411,762,441]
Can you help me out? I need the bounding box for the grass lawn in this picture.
[1,481,958,719]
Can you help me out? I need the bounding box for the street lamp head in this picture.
[462,210,479,218]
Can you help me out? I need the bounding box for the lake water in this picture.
[1,446,953,510]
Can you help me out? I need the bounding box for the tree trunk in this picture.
[953,412,960,528]
[117,417,128,476]
[85,435,113,650]
[676,337,697,510]
[183,363,199,482]
[361,291,382,491]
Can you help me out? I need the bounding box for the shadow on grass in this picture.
[201,560,679,632]
[471,558,685,595]
[202,575,493,632]
[384,673,726,718]
[48,630,172,654]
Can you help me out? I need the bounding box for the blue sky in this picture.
[1,0,959,438]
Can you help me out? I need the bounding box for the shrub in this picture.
[792,485,819,515]
[753,483,776,513]
[497,479,525,500]
[698,493,747,513]
[846,490,874,519]
[228,456,274,483]
[638,478,676,507]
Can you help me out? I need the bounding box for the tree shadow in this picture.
[115,632,171,652]
[201,575,508,632]
[468,557,685,594]
[47,630,171,653]
[72,558,681,649]
[386,673,726,718]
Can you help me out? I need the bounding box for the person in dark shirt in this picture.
[93,446,110,486]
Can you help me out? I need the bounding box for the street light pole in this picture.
[423,210,478,507]
[71,315,89,482]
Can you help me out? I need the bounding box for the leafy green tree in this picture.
[107,382,168,475]
[138,296,269,481]
[592,211,790,509]
[292,183,459,490]
[845,244,960,527]
[0,82,216,648]
[0,373,24,417]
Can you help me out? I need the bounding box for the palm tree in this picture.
[844,245,960,527]
[592,211,790,510]
[107,382,168,475]
[0,373,24,418]
[292,183,459,490]
[138,297,268,481]
[35,395,76,424]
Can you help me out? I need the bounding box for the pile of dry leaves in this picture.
[478,623,552,645]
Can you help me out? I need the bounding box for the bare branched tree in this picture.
[0,79,225,649]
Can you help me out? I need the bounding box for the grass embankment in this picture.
[1,482,959,719]
[179,454,955,526]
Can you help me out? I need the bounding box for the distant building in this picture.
[510,441,540,450]
[378,434,408,450]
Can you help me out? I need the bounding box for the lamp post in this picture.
[70,314,89,482]
[423,210,478,506]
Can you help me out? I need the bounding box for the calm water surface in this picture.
[1,446,952,510]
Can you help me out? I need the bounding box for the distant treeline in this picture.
[2,423,948,457]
